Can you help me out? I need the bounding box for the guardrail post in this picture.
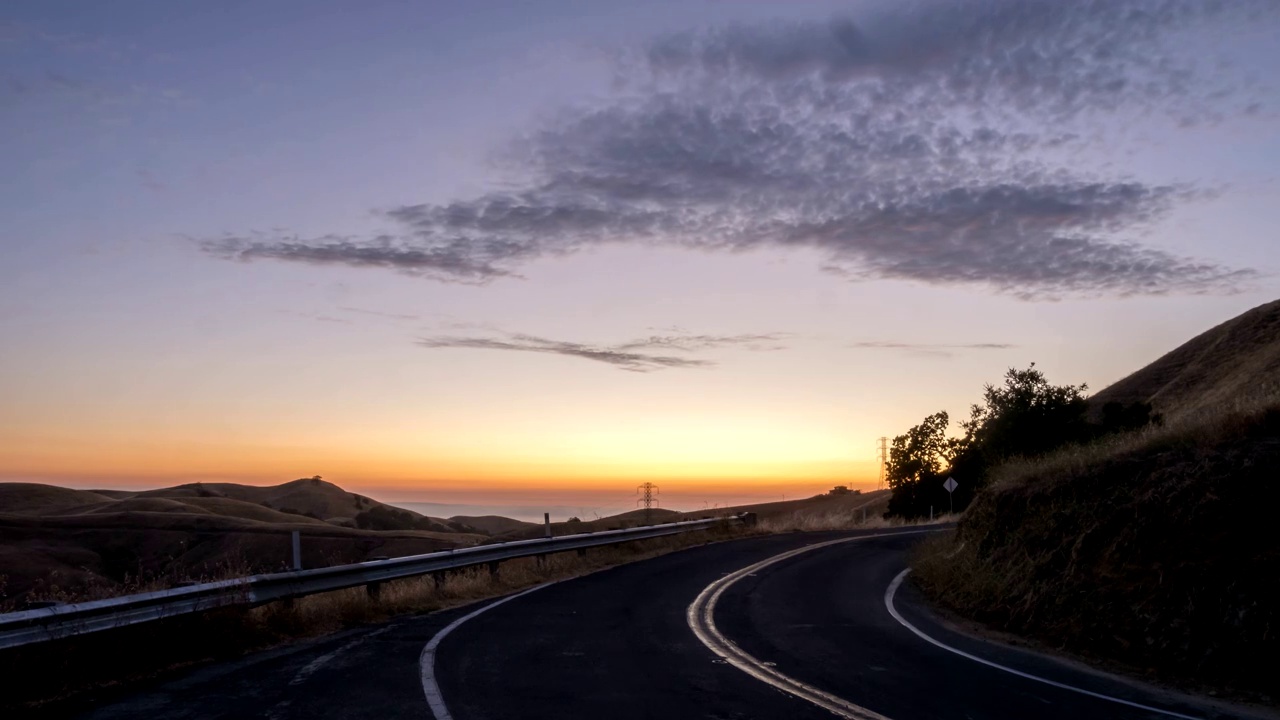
[292,530,302,571]
[544,512,551,538]
[577,548,587,557]
[366,582,382,600]
[488,561,500,578]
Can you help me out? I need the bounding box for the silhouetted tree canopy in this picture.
[886,364,1155,519]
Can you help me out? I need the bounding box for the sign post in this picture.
[943,476,958,515]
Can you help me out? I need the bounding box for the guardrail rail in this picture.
[0,514,750,650]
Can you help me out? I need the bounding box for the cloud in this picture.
[849,340,1015,357]
[417,331,788,372]
[639,0,1268,122]
[337,306,421,321]
[199,0,1271,299]
[201,233,521,283]
[613,333,791,352]
[418,334,712,372]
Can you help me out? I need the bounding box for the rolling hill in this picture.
[447,515,539,535]
[0,478,487,603]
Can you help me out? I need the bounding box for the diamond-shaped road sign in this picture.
[944,476,958,493]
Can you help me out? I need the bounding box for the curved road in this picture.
[72,528,1268,720]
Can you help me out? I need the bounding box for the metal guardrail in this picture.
[0,515,747,650]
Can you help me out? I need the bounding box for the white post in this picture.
[291,530,302,571]
[929,506,933,521]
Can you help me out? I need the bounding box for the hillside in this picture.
[914,299,1280,701]
[1090,298,1280,420]
[487,491,890,542]
[0,478,487,603]
[448,515,539,535]
[696,489,889,523]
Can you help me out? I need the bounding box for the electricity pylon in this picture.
[636,482,659,525]
[876,437,889,490]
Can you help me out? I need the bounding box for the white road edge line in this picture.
[687,529,944,720]
[419,582,558,720]
[884,569,1204,720]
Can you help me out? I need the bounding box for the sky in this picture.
[2,0,1278,514]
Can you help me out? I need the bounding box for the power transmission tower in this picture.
[876,437,889,490]
[636,482,659,525]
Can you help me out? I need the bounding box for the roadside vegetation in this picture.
[905,298,1280,704]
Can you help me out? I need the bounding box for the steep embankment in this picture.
[913,299,1280,700]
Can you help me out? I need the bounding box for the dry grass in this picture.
[1089,297,1280,422]
[912,400,1280,703]
[752,492,953,533]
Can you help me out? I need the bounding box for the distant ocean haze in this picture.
[389,491,828,523]
[392,502,627,523]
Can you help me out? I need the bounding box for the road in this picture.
[66,527,1268,720]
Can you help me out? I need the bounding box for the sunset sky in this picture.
[3,0,1279,513]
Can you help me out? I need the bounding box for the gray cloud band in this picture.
[416,332,788,372]
[202,0,1269,299]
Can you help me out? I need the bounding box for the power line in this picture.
[636,482,659,525]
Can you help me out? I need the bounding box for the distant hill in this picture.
[448,515,538,535]
[0,484,116,514]
[1091,298,1280,420]
[487,491,890,542]
[688,490,889,523]
[0,478,489,602]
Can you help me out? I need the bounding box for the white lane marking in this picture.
[687,529,944,720]
[884,569,1204,720]
[419,582,558,720]
[289,625,395,686]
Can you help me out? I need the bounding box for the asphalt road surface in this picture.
[66,527,1270,720]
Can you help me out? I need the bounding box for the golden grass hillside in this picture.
[1090,298,1280,421]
